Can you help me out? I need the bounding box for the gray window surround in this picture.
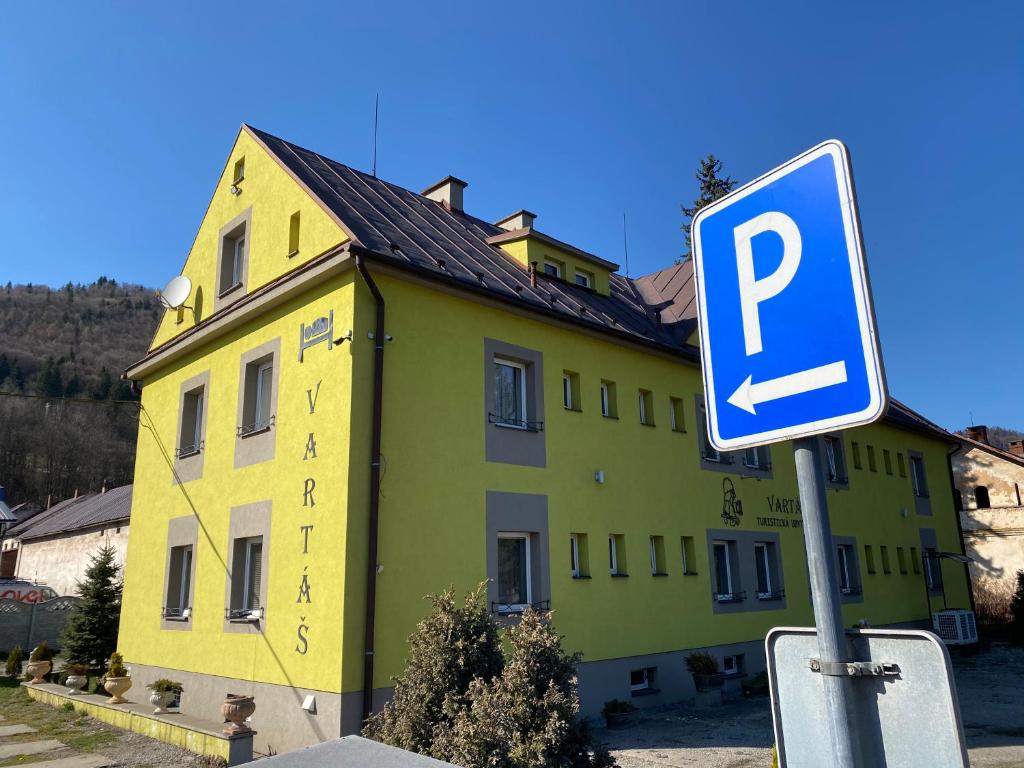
[832,535,864,604]
[173,370,211,484]
[918,527,943,596]
[695,396,772,479]
[215,207,253,312]
[224,500,272,634]
[235,337,281,469]
[821,434,850,490]
[705,528,786,614]
[485,491,549,618]
[908,450,932,515]
[483,338,546,468]
[161,515,199,631]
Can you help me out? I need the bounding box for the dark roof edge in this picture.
[352,244,699,363]
[953,431,1024,468]
[19,515,131,542]
[421,175,468,195]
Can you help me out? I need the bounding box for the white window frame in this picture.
[670,397,683,432]
[754,542,772,598]
[638,391,647,424]
[608,534,619,575]
[837,545,852,594]
[680,537,691,574]
[744,447,762,469]
[231,235,246,287]
[494,357,528,429]
[713,540,733,598]
[722,654,744,675]
[574,271,592,288]
[649,536,659,575]
[177,545,193,611]
[563,374,573,410]
[253,361,274,430]
[600,383,610,417]
[543,260,561,278]
[824,436,843,482]
[570,533,580,578]
[911,456,928,497]
[629,667,652,692]
[242,537,263,612]
[497,532,532,613]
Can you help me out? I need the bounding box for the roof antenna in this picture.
[372,94,380,178]
[969,410,974,427]
[622,212,630,278]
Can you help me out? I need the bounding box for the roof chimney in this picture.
[421,176,468,212]
[496,209,537,232]
[965,425,990,445]
[1008,440,1024,458]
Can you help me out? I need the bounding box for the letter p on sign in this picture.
[735,212,802,356]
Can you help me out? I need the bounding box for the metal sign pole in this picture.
[793,436,856,767]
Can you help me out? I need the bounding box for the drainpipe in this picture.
[356,252,386,725]
[946,443,977,616]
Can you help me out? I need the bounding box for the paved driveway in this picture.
[600,644,1024,768]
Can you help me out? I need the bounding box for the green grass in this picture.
[0,677,118,764]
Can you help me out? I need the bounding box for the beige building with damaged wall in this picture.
[952,426,1024,609]
[6,485,131,597]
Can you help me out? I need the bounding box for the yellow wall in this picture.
[121,272,357,694]
[494,236,612,295]
[365,274,970,688]
[149,128,347,350]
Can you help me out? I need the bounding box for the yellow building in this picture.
[120,125,971,754]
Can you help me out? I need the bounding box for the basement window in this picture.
[722,654,744,677]
[630,667,656,694]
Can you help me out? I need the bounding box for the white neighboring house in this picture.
[5,485,131,597]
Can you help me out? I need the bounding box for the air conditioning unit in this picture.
[932,609,977,645]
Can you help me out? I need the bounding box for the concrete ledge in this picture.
[22,683,253,766]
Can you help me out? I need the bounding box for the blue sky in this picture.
[1,2,1021,431]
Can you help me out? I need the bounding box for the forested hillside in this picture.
[0,279,161,507]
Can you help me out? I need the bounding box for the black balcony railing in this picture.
[237,415,275,438]
[713,591,746,604]
[174,440,204,459]
[225,606,264,622]
[161,606,190,619]
[488,413,544,432]
[840,585,863,596]
[756,590,785,602]
[491,599,551,615]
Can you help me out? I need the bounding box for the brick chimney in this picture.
[1008,440,1024,458]
[965,425,989,445]
[422,176,468,212]
[495,210,537,232]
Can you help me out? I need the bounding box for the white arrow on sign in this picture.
[727,361,848,415]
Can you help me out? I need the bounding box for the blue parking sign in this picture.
[692,140,887,451]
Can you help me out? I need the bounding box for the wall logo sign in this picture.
[757,495,804,529]
[721,477,743,527]
[298,310,334,362]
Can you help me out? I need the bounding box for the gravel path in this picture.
[599,644,1024,768]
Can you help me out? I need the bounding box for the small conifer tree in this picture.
[443,609,616,768]
[5,645,23,678]
[363,583,503,757]
[680,154,737,258]
[60,543,122,665]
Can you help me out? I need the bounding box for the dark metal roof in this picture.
[246,125,687,357]
[8,485,131,541]
[246,125,950,442]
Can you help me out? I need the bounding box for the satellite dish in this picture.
[159,275,192,310]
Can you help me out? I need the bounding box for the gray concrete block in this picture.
[0,723,37,736]
[0,739,65,758]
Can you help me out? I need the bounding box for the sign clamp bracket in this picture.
[809,658,901,678]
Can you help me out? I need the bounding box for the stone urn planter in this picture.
[221,695,256,735]
[65,674,88,695]
[149,690,177,714]
[25,660,51,684]
[104,676,133,704]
